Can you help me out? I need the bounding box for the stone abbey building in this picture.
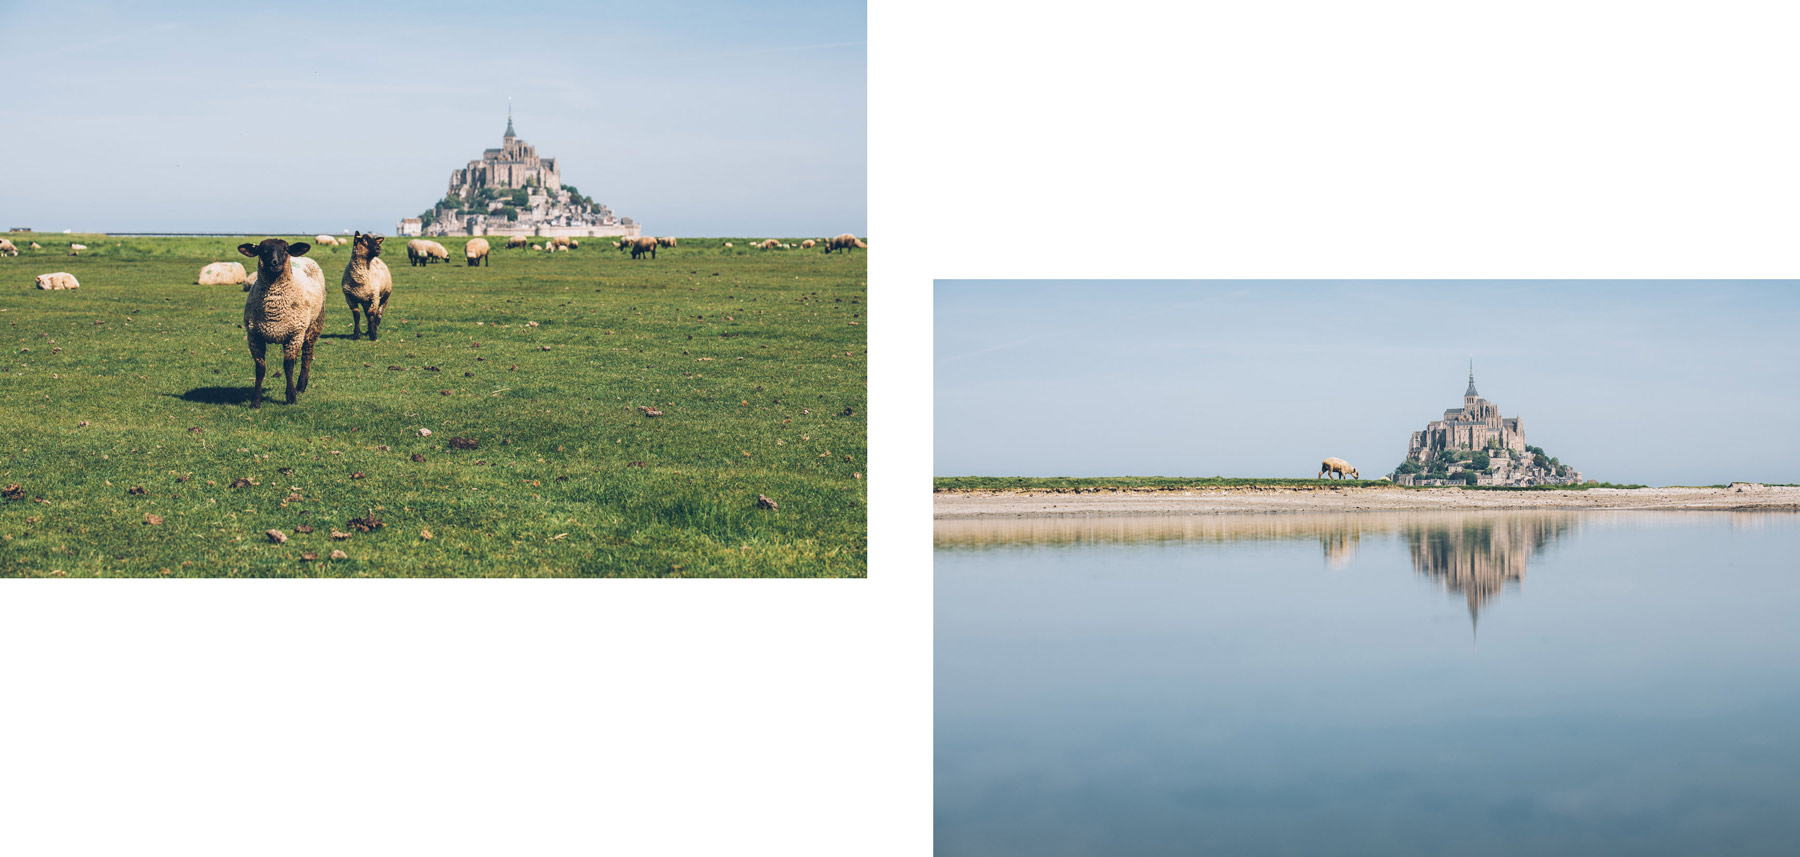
[399,109,640,240]
[1392,364,1583,486]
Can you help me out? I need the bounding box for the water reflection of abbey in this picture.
[1403,515,1575,633]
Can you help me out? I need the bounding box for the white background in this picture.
[6,1,1800,854]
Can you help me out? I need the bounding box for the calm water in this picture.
[936,512,1800,856]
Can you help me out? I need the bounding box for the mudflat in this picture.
[934,484,1800,518]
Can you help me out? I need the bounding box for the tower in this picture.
[504,99,516,141]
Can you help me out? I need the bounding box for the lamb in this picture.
[532,243,544,251]
[618,236,658,259]
[506,236,528,249]
[465,237,490,267]
[1319,457,1360,480]
[0,239,16,256]
[68,243,89,256]
[33,272,80,290]
[239,238,326,406]
[823,233,866,253]
[341,232,393,341]
[197,261,247,285]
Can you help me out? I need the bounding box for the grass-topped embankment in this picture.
[934,476,1650,493]
[1,235,865,577]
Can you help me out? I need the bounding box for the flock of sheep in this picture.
[12,230,866,407]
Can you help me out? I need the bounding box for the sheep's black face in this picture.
[354,232,384,258]
[237,238,309,270]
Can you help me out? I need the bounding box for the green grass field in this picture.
[1,234,865,577]
[933,476,1650,492]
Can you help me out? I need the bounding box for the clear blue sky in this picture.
[936,281,1800,485]
[0,0,864,236]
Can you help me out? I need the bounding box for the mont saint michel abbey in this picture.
[1391,364,1583,487]
[398,110,640,240]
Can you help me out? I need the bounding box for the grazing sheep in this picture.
[33,272,80,290]
[68,243,89,256]
[568,239,579,249]
[405,238,449,267]
[755,239,781,250]
[824,233,865,253]
[465,237,490,267]
[552,236,571,248]
[1319,457,1360,480]
[506,236,528,249]
[800,239,816,249]
[238,238,326,407]
[0,239,16,256]
[341,232,393,341]
[619,236,658,259]
[197,261,247,285]
[655,236,677,248]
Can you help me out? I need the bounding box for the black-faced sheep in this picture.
[406,238,449,267]
[824,233,865,253]
[238,238,326,407]
[619,236,658,259]
[506,236,528,249]
[68,243,88,256]
[0,239,17,256]
[197,261,247,285]
[655,236,677,248]
[465,237,490,267]
[1319,457,1360,480]
[34,272,79,290]
[341,232,393,341]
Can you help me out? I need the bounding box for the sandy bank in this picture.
[934,485,1800,519]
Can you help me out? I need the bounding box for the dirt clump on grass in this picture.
[448,437,478,450]
[347,514,384,533]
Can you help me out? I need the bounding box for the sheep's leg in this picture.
[249,336,267,408]
[297,315,322,394]
[349,305,362,340]
[368,304,382,341]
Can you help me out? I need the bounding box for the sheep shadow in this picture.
[173,386,257,405]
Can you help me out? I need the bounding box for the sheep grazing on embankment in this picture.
[618,236,658,259]
[68,243,89,256]
[341,232,393,341]
[0,239,17,256]
[506,236,528,249]
[197,261,247,286]
[824,233,865,253]
[1318,457,1359,480]
[465,238,490,267]
[238,238,326,407]
[34,272,80,290]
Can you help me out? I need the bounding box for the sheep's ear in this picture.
[372,235,384,246]
[288,242,311,257]
[237,243,258,258]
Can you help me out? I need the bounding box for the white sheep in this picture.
[34,272,80,290]
[239,238,326,406]
[314,234,341,247]
[465,237,491,266]
[197,261,247,285]
[68,243,89,256]
[824,233,865,253]
[0,239,17,256]
[341,232,393,340]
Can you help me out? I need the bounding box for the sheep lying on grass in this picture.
[34,272,79,290]
[29,242,42,249]
[0,239,17,256]
[723,242,733,248]
[465,237,490,267]
[68,243,88,256]
[197,261,247,285]
[620,236,658,259]
[239,238,326,406]
[341,232,392,341]
[824,233,866,253]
